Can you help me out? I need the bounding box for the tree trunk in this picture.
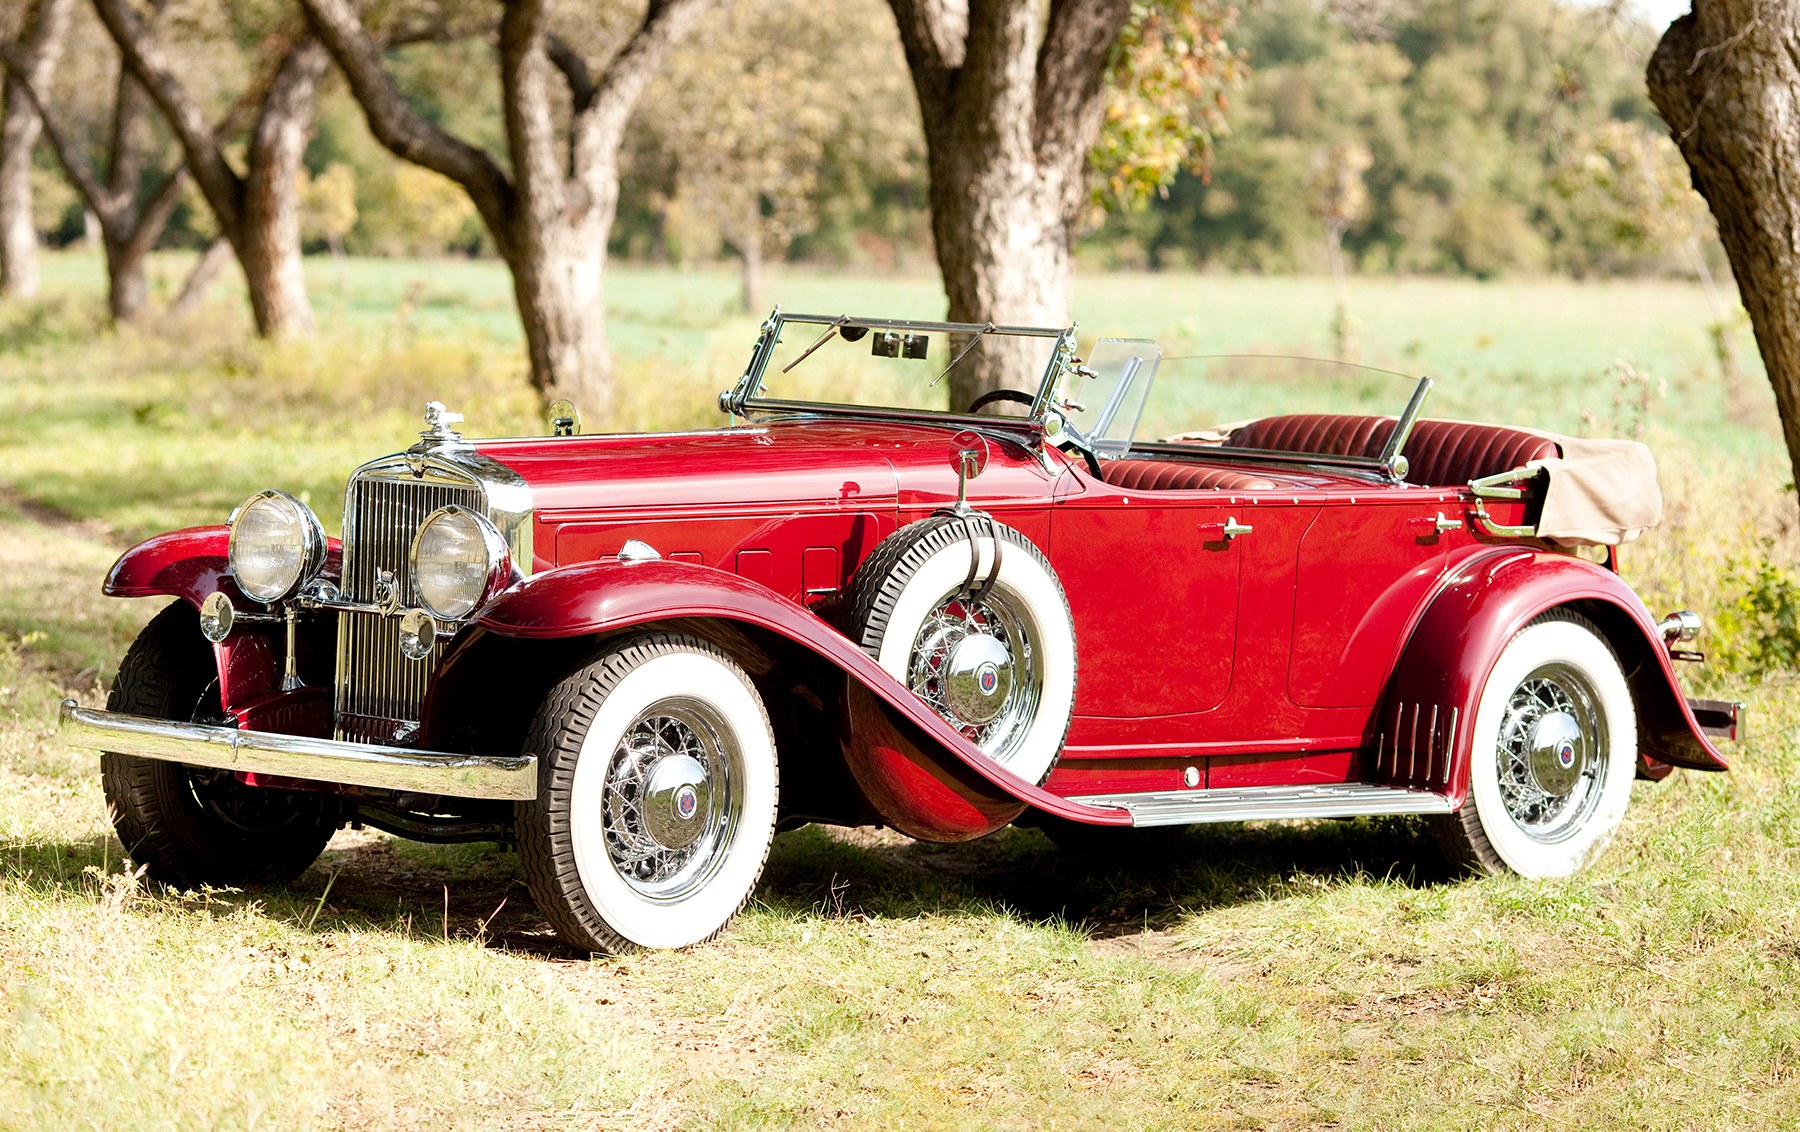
[928,143,1075,409]
[0,0,73,298]
[739,238,764,315]
[509,210,613,414]
[102,233,149,321]
[300,0,709,413]
[0,75,45,298]
[237,39,326,338]
[889,0,1129,412]
[1649,3,1800,498]
[92,0,322,340]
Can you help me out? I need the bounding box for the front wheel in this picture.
[102,602,339,889]
[516,631,779,953]
[1432,612,1637,878]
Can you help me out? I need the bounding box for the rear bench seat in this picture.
[1221,414,1559,487]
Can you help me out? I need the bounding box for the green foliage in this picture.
[1714,547,1800,678]
[1090,0,1247,217]
[1089,0,1680,277]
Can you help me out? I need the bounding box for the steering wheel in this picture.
[966,388,1036,414]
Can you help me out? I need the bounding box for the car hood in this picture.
[474,420,997,516]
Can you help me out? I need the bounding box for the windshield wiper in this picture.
[781,316,849,374]
[929,322,996,387]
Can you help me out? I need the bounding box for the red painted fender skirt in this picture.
[474,558,1129,839]
[1376,548,1730,807]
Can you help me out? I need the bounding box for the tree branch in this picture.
[299,0,515,253]
[887,0,969,81]
[0,48,111,226]
[91,0,244,236]
[572,0,712,185]
[1032,0,1130,165]
[546,34,597,113]
[499,0,561,217]
[122,165,188,261]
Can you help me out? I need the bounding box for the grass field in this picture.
[2,252,1798,1127]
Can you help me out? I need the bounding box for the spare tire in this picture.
[846,515,1077,784]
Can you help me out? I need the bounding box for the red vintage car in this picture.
[61,311,1736,953]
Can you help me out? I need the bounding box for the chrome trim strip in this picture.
[1065,782,1456,827]
[59,700,537,801]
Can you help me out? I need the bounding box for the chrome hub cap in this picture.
[943,633,1013,725]
[641,753,710,851]
[1495,663,1607,843]
[908,588,1043,761]
[601,699,740,900]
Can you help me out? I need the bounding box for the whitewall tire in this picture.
[847,516,1077,785]
[517,632,778,953]
[1433,612,1637,878]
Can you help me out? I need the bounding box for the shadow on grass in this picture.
[2,813,1463,955]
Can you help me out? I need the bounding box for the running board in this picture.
[1064,783,1456,827]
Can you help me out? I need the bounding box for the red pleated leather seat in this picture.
[1221,414,1559,487]
[1400,419,1558,487]
[1098,459,1279,492]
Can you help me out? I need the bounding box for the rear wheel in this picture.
[101,602,339,889]
[516,631,779,953]
[1432,612,1637,878]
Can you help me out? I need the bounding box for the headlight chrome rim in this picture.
[227,489,327,604]
[409,505,512,621]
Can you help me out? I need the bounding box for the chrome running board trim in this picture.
[58,700,537,801]
[1065,782,1456,827]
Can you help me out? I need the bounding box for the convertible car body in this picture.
[61,310,1737,952]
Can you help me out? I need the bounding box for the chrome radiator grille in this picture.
[334,474,484,744]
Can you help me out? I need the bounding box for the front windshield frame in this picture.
[722,310,1076,431]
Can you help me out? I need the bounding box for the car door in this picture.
[1048,474,1246,726]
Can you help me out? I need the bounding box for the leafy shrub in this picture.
[1713,546,1800,678]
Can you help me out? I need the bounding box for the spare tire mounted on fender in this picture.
[846,515,1077,785]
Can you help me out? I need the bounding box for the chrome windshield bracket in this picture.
[1380,375,1433,482]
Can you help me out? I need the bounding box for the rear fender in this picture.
[103,525,341,724]
[465,558,1128,839]
[1375,549,1729,807]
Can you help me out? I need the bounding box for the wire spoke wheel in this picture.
[598,698,742,902]
[1493,663,1608,843]
[1432,611,1637,878]
[517,632,778,954]
[848,515,1077,786]
[905,588,1043,757]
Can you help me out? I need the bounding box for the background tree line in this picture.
[0,0,1785,476]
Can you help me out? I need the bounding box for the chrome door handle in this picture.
[1200,516,1253,541]
[1411,511,1464,535]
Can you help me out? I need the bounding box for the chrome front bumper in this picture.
[58,700,538,801]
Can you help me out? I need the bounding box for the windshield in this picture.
[1131,355,1427,444]
[731,312,1070,417]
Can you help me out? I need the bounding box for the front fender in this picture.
[103,525,343,606]
[102,525,341,726]
[472,558,1127,838]
[1375,549,1730,806]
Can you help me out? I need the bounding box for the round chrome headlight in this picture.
[410,506,510,620]
[228,490,327,603]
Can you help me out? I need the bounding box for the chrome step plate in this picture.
[1065,783,1456,827]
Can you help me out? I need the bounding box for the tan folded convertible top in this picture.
[1529,434,1663,546]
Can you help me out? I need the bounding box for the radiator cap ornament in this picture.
[408,401,465,474]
